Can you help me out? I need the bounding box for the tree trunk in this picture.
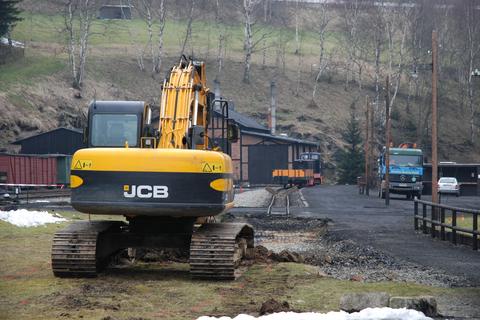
[180,0,195,57]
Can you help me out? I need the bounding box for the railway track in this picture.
[18,189,71,200]
[267,188,292,216]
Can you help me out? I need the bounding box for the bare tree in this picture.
[62,0,98,89]
[133,0,167,74]
[154,0,167,73]
[312,3,331,100]
[294,0,300,55]
[366,5,386,116]
[180,0,195,57]
[274,29,289,76]
[215,0,226,80]
[385,6,410,109]
[137,0,155,72]
[241,0,273,83]
[340,0,363,90]
[459,0,480,144]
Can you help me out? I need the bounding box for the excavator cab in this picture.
[84,101,153,148]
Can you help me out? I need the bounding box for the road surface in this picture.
[299,185,480,285]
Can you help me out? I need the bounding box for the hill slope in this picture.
[1,3,479,170]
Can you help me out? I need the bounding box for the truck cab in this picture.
[378,146,423,199]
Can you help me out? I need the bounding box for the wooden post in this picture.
[440,207,445,241]
[431,30,439,204]
[365,96,370,196]
[452,210,457,245]
[414,200,419,230]
[422,203,427,234]
[473,212,478,250]
[431,204,436,238]
[385,76,391,206]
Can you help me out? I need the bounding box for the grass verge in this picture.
[1,211,479,320]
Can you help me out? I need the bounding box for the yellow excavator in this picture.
[51,58,254,280]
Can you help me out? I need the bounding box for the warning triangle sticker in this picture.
[202,163,212,173]
[74,160,82,169]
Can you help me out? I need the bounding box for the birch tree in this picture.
[215,0,226,80]
[312,3,331,100]
[155,0,167,73]
[136,0,154,72]
[294,0,300,55]
[459,0,480,144]
[136,0,167,74]
[180,0,195,57]
[62,0,98,89]
[385,6,410,109]
[240,0,267,83]
[340,0,362,90]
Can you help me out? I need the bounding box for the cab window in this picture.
[91,114,139,147]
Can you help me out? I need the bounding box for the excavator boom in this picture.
[159,60,209,149]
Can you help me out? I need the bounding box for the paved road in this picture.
[299,185,480,285]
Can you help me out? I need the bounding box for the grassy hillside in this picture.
[1,5,478,167]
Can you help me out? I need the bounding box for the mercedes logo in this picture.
[400,175,406,182]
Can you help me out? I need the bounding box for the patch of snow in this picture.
[0,37,25,48]
[0,209,66,227]
[33,200,50,203]
[197,308,432,320]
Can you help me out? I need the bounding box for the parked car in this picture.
[438,177,460,197]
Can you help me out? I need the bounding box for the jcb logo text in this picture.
[123,185,169,198]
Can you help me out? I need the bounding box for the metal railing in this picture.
[414,199,480,250]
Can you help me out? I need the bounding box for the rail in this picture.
[267,189,291,216]
[1,187,71,205]
[414,199,480,250]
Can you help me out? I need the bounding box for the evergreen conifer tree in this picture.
[336,108,364,184]
[0,0,22,41]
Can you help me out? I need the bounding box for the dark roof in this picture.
[424,163,480,167]
[242,130,318,147]
[214,109,269,133]
[389,147,422,155]
[12,127,82,145]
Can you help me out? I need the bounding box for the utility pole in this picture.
[385,75,391,206]
[431,30,438,204]
[368,97,375,185]
[370,99,374,190]
[365,96,370,196]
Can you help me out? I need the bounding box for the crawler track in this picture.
[51,221,124,277]
[189,223,254,280]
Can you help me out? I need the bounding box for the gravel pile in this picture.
[306,236,468,287]
[234,188,271,207]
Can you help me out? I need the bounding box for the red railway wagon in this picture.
[0,154,57,185]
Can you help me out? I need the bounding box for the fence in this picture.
[414,199,480,250]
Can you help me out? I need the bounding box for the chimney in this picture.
[270,81,276,135]
[214,79,221,111]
